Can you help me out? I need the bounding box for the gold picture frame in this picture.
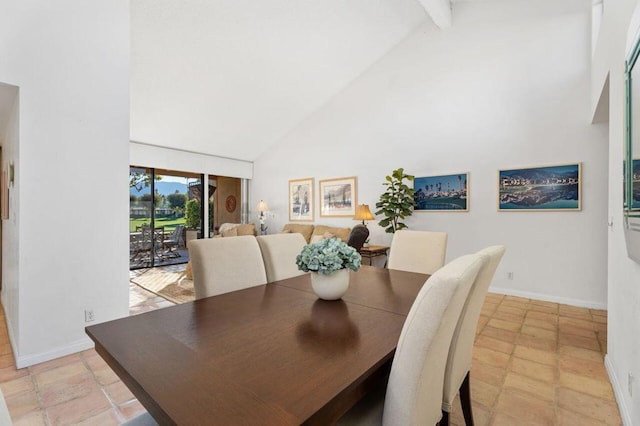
[289,178,314,221]
[319,176,357,217]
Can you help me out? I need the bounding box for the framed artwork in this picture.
[289,178,314,221]
[414,173,469,211]
[319,176,357,217]
[498,163,581,211]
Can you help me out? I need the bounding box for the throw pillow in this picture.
[282,223,314,243]
[236,223,256,236]
[221,227,238,237]
[310,231,335,244]
[310,235,323,244]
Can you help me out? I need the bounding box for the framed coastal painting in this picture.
[414,173,469,211]
[289,178,314,221]
[498,163,581,211]
[319,176,357,217]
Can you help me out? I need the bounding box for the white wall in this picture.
[130,141,254,179]
[0,1,130,367]
[253,0,609,308]
[595,0,640,422]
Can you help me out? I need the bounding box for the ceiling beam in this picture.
[417,0,452,28]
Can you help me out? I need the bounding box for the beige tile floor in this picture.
[0,268,623,425]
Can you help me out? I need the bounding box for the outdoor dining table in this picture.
[86,265,430,425]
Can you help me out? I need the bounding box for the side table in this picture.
[359,245,390,267]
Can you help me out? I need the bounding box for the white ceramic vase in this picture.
[310,269,350,300]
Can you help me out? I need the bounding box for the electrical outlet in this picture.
[629,372,634,397]
[84,309,95,323]
[507,272,514,280]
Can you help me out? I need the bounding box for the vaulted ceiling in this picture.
[130,0,450,162]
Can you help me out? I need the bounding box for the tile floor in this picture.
[0,269,622,425]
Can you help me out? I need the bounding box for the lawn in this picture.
[129,216,186,232]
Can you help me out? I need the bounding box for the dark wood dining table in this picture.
[86,265,429,425]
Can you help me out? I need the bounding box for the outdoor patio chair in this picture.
[163,224,185,258]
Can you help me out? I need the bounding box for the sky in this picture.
[414,174,467,194]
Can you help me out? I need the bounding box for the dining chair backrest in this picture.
[188,236,268,299]
[442,245,506,412]
[256,233,308,282]
[387,230,448,275]
[382,253,487,425]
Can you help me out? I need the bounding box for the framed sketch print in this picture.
[289,178,314,221]
[414,173,469,211]
[319,176,357,217]
[498,163,581,211]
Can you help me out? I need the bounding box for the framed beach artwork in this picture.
[498,163,582,211]
[289,178,314,221]
[414,173,469,211]
[319,176,357,217]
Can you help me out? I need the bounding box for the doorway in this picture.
[129,166,203,269]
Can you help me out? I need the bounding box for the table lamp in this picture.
[257,200,269,235]
[353,204,374,227]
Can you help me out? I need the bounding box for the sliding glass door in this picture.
[129,166,203,269]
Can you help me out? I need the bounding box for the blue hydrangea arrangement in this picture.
[296,238,362,275]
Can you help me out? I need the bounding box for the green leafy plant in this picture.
[375,168,415,233]
[184,199,201,229]
[296,238,362,275]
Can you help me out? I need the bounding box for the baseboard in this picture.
[14,337,95,369]
[2,292,97,369]
[605,355,633,426]
[489,286,607,310]
[2,299,19,368]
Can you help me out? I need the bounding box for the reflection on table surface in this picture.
[86,266,430,425]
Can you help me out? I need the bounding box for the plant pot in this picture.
[310,269,350,300]
[186,229,198,242]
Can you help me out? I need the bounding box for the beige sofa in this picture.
[216,223,257,237]
[185,223,350,281]
[281,223,350,243]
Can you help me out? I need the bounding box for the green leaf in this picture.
[376,167,415,235]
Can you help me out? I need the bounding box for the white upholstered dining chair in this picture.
[441,245,506,425]
[188,235,268,299]
[387,230,448,275]
[338,252,488,425]
[256,233,307,282]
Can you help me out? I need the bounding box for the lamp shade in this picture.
[256,200,269,212]
[353,204,374,222]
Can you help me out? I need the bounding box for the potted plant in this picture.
[296,238,362,300]
[375,168,415,233]
[184,199,201,242]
